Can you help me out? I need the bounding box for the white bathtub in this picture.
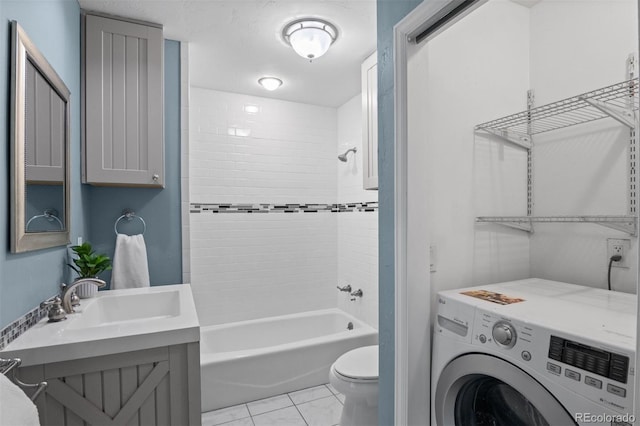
[200,308,378,412]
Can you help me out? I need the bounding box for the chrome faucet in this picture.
[337,284,352,293]
[61,278,106,313]
[349,289,363,301]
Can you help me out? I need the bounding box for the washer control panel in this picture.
[492,321,517,348]
[472,311,534,354]
[548,335,629,384]
[470,309,634,416]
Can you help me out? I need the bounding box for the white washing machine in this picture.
[432,278,636,426]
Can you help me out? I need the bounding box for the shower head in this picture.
[338,147,357,162]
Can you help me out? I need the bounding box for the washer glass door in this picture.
[455,376,548,425]
[435,354,576,426]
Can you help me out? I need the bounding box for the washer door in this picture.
[434,354,577,426]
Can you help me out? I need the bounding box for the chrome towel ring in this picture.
[114,209,146,235]
[25,209,63,231]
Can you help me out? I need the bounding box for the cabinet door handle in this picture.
[152,174,159,182]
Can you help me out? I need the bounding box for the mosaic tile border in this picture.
[0,297,51,350]
[190,202,378,214]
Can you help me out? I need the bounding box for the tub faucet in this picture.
[337,284,352,293]
[350,289,363,301]
[61,278,106,313]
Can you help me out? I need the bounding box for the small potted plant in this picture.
[67,242,112,298]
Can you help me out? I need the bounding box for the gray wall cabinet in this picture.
[20,343,201,426]
[25,60,65,184]
[361,51,378,190]
[83,13,164,187]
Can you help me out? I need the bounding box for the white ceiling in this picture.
[77,0,378,108]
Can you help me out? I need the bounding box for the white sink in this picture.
[0,284,200,366]
[66,289,181,329]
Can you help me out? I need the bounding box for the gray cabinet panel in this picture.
[64,375,86,426]
[25,59,65,184]
[138,363,156,425]
[361,51,378,190]
[121,365,140,426]
[83,13,164,187]
[23,344,200,426]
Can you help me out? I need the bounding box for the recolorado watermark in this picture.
[574,412,636,424]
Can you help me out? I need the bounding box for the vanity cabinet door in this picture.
[20,343,201,426]
[83,14,164,187]
[361,51,378,190]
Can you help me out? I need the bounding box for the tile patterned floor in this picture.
[202,384,345,426]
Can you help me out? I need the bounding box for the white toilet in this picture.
[329,345,378,426]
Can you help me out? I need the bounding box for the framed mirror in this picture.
[10,21,70,253]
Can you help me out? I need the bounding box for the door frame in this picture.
[392,1,485,423]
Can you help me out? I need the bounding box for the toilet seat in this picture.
[332,345,378,381]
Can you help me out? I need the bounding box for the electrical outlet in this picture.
[607,238,630,268]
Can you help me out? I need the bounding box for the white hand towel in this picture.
[0,374,40,426]
[111,233,150,289]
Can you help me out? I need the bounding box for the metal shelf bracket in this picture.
[476,127,532,149]
[598,221,637,236]
[580,97,636,129]
[476,217,532,232]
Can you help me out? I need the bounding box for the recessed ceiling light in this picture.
[282,18,338,61]
[258,77,283,91]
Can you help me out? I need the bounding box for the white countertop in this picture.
[1,284,200,366]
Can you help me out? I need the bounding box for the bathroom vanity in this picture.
[0,285,201,426]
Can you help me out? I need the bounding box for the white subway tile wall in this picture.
[188,88,378,328]
[337,95,378,205]
[337,211,379,328]
[190,89,337,205]
[191,212,337,325]
[190,88,337,325]
[336,96,378,329]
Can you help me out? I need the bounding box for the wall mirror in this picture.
[10,21,70,253]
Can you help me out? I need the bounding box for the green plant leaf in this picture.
[68,241,112,278]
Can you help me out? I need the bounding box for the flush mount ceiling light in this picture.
[258,77,283,91]
[282,18,338,61]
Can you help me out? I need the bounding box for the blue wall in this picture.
[0,0,87,328]
[0,1,182,328]
[86,40,182,288]
[377,1,421,424]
